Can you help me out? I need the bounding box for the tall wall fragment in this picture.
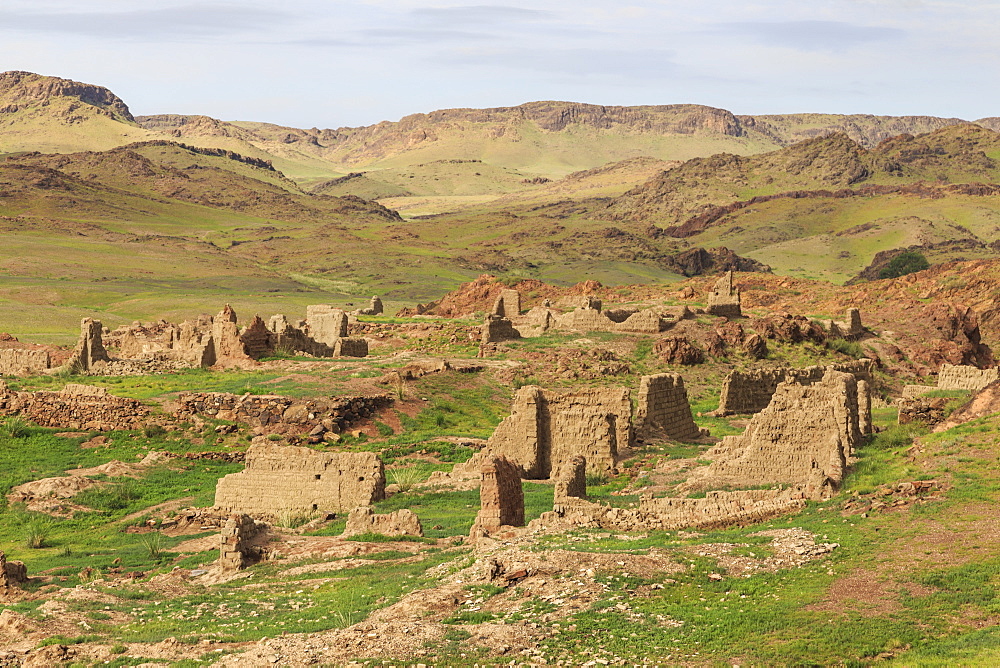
[716,358,873,415]
[306,305,349,346]
[470,455,524,538]
[706,271,741,318]
[214,444,385,516]
[634,373,705,442]
[66,318,111,372]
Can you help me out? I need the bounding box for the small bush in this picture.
[878,251,930,279]
[828,338,864,358]
[25,518,51,549]
[0,416,31,439]
[388,467,424,492]
[143,424,166,438]
[138,532,163,559]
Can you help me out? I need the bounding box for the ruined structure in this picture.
[305,305,349,346]
[218,514,268,571]
[715,358,874,415]
[175,392,391,436]
[486,386,631,478]
[333,337,369,358]
[0,350,50,376]
[553,306,666,334]
[553,455,587,503]
[65,317,111,372]
[342,507,423,538]
[634,373,706,442]
[706,270,741,318]
[0,551,27,588]
[470,455,524,538]
[354,296,384,316]
[480,315,522,345]
[0,383,149,431]
[266,314,334,357]
[690,370,865,499]
[215,444,385,516]
[491,289,522,317]
[936,363,1000,392]
[828,308,865,340]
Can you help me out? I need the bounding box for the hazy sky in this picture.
[1,0,996,128]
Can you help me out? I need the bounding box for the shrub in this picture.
[878,251,930,279]
[0,416,31,439]
[827,338,865,358]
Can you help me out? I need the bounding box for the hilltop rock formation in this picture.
[0,70,134,122]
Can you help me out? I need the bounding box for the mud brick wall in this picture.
[937,363,1000,392]
[0,551,27,587]
[0,350,50,376]
[306,305,349,346]
[218,514,267,571]
[717,358,873,415]
[492,289,522,317]
[471,455,524,538]
[693,370,862,498]
[487,385,631,478]
[174,392,391,433]
[215,444,385,515]
[481,315,522,344]
[342,507,423,538]
[706,271,741,318]
[553,308,664,334]
[634,373,703,442]
[553,455,586,502]
[0,383,149,431]
[333,337,368,358]
[638,489,808,531]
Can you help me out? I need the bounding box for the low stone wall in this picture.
[175,392,391,435]
[937,364,1000,392]
[215,444,385,516]
[0,350,50,376]
[218,514,268,571]
[716,358,873,415]
[343,507,423,538]
[0,383,149,431]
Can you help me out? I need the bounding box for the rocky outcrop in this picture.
[654,337,704,365]
[662,247,772,277]
[214,444,385,516]
[0,70,134,121]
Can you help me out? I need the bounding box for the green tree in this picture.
[878,251,929,279]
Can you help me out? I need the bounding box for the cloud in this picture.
[0,3,291,40]
[715,20,904,52]
[440,46,677,80]
[411,5,555,24]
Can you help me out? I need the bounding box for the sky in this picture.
[1,0,996,129]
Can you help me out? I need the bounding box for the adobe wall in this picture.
[691,370,863,499]
[175,392,391,435]
[937,363,1000,392]
[492,289,522,317]
[553,307,665,334]
[553,455,587,502]
[487,385,631,478]
[333,337,369,358]
[706,271,741,318]
[218,514,268,571]
[0,551,27,588]
[481,315,522,344]
[343,507,423,538]
[0,350,50,376]
[306,305,349,346]
[470,455,524,538]
[0,383,149,431]
[634,373,705,442]
[214,444,385,516]
[716,358,873,415]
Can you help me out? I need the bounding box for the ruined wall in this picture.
[214,444,385,515]
[706,271,741,318]
[239,316,273,359]
[0,551,27,588]
[716,358,874,415]
[691,370,862,498]
[634,373,704,442]
[470,455,524,538]
[553,307,665,334]
[306,305,349,346]
[481,315,522,344]
[0,383,149,431]
[553,455,587,502]
[342,507,423,538]
[218,514,268,571]
[937,363,1000,392]
[492,289,522,317]
[829,308,865,339]
[333,337,368,358]
[175,392,391,434]
[267,315,334,357]
[486,386,631,478]
[0,350,50,376]
[354,296,384,316]
[65,317,111,372]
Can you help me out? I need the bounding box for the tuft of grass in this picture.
[0,416,31,439]
[24,518,51,549]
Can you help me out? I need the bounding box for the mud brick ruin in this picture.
[342,507,423,538]
[492,289,522,317]
[715,358,874,415]
[936,363,1000,391]
[214,444,385,516]
[480,315,522,345]
[553,455,587,504]
[0,349,50,376]
[470,455,524,538]
[305,305,349,345]
[218,514,268,571]
[0,382,149,431]
[0,551,27,588]
[66,317,111,372]
[828,308,866,340]
[689,370,868,499]
[706,270,741,318]
[634,373,707,442]
[486,385,632,478]
[353,296,384,316]
[333,337,369,358]
[175,392,391,437]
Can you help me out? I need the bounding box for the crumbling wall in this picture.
[553,307,665,334]
[492,289,522,317]
[691,370,862,498]
[706,271,741,318]
[342,507,423,538]
[65,317,111,372]
[937,363,1000,392]
[470,455,524,538]
[218,514,268,571]
[354,296,384,316]
[175,392,391,435]
[239,316,273,359]
[0,551,27,588]
[306,305,349,346]
[481,315,521,344]
[267,315,334,357]
[553,455,586,503]
[716,358,873,415]
[0,350,50,376]
[333,337,368,358]
[0,383,149,431]
[634,373,705,442]
[214,444,385,516]
[486,386,631,478]
[829,308,865,339]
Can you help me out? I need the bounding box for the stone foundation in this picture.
[343,507,423,538]
[0,383,149,431]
